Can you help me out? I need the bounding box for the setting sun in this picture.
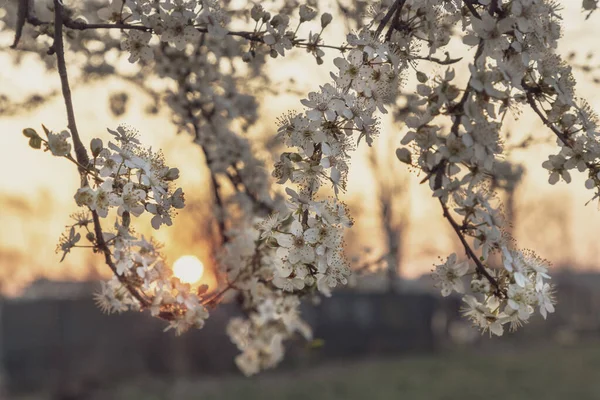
[173,255,205,284]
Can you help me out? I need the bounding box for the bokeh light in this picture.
[173,255,204,284]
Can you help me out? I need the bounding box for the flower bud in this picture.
[416,71,428,83]
[242,51,253,63]
[22,128,38,138]
[271,14,283,28]
[289,152,303,162]
[90,138,103,157]
[86,232,95,242]
[320,13,332,28]
[122,211,131,228]
[299,5,317,22]
[583,0,597,10]
[165,167,180,181]
[250,4,264,21]
[396,148,412,165]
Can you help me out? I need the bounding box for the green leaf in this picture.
[22,128,38,138]
[41,124,51,138]
[307,338,325,349]
[396,148,412,165]
[29,136,42,149]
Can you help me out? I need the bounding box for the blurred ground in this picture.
[13,339,600,400]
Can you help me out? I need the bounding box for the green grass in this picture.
[20,340,600,400]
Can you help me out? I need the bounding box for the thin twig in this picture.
[52,1,89,174]
[375,0,401,38]
[53,0,150,308]
[23,14,350,53]
[464,0,482,19]
[413,54,463,65]
[438,198,503,296]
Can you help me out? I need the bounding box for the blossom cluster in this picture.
[73,125,184,229]
[219,29,410,374]
[102,0,336,66]
[113,0,229,60]
[27,124,210,334]
[388,0,564,335]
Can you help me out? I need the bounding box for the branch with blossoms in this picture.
[21,0,216,333]
[389,0,561,336]
[11,0,340,65]
[11,0,600,377]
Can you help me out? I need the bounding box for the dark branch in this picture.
[375,0,401,37]
[53,0,150,309]
[438,198,503,296]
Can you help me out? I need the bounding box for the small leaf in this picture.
[29,136,42,149]
[307,338,325,349]
[122,211,131,228]
[41,124,51,137]
[22,128,38,138]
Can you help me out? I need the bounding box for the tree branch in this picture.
[375,0,401,38]
[52,1,89,173]
[438,198,503,296]
[53,0,150,308]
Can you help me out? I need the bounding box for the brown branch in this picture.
[190,120,229,245]
[413,54,463,65]
[428,36,502,295]
[521,84,572,148]
[438,198,503,296]
[91,211,150,307]
[375,0,401,37]
[63,19,263,42]
[52,1,89,173]
[464,0,482,19]
[449,42,484,137]
[10,0,28,48]
[53,0,150,308]
[23,13,348,53]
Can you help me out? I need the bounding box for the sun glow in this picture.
[173,255,205,284]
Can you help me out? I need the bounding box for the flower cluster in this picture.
[220,30,407,375]
[388,0,564,335]
[227,294,311,376]
[116,0,229,58]
[73,125,184,229]
[99,0,337,66]
[28,124,210,334]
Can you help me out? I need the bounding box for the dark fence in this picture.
[3,272,600,396]
[0,292,443,395]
